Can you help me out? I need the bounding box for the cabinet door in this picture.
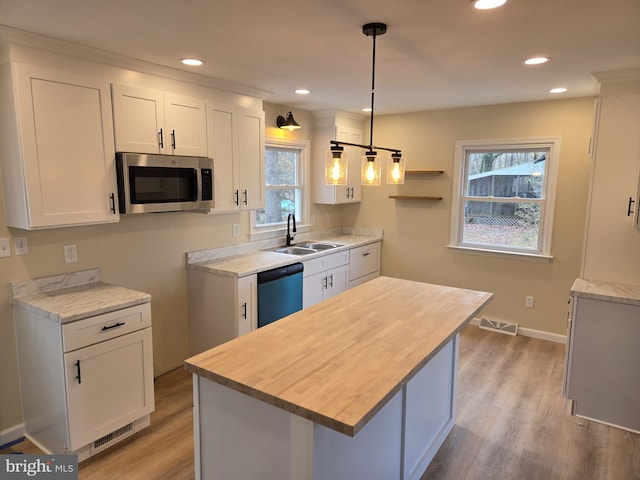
[237,275,257,336]
[11,65,118,229]
[111,84,164,154]
[303,271,326,309]
[64,328,154,451]
[164,93,207,157]
[207,102,239,212]
[325,264,349,300]
[330,125,363,204]
[237,108,265,210]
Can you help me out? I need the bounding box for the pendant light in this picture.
[387,152,406,184]
[325,144,347,185]
[325,22,405,186]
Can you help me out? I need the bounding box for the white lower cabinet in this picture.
[13,303,154,461]
[348,243,381,288]
[187,269,257,355]
[303,251,350,308]
[563,289,640,433]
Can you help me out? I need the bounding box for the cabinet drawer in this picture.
[63,303,152,352]
[303,251,349,277]
[349,243,381,281]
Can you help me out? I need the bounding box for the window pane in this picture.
[265,148,298,185]
[255,188,298,226]
[463,201,540,250]
[466,151,546,198]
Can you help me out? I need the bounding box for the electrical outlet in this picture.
[0,238,10,258]
[64,244,78,263]
[232,224,240,238]
[525,296,534,308]
[14,236,28,255]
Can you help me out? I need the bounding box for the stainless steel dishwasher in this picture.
[257,263,304,328]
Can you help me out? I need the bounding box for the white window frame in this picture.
[250,137,310,240]
[448,137,561,262]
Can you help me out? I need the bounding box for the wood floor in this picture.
[3,326,639,479]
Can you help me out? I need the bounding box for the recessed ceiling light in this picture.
[181,58,204,66]
[473,0,508,10]
[294,89,311,95]
[549,87,568,93]
[362,107,372,112]
[524,57,550,65]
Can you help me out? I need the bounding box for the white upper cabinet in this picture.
[0,63,119,229]
[206,102,265,212]
[313,112,364,204]
[112,84,207,157]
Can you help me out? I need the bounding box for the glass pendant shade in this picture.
[361,152,381,186]
[386,154,406,184]
[325,147,347,185]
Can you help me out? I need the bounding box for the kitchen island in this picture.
[184,276,493,480]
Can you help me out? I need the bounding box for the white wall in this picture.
[346,97,595,335]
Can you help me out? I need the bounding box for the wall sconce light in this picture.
[277,111,301,131]
[325,144,348,185]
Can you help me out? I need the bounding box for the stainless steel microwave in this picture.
[116,152,213,214]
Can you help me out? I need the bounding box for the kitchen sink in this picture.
[294,241,344,250]
[272,246,317,255]
[270,241,344,256]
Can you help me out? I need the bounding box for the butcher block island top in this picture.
[184,276,493,437]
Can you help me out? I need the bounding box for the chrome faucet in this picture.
[286,213,296,246]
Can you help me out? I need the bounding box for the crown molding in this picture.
[0,24,272,99]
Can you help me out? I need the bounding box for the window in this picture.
[449,138,560,260]
[253,138,309,231]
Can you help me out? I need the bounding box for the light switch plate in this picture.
[14,236,28,255]
[0,238,10,257]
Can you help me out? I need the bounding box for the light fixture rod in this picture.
[369,29,377,150]
[330,139,400,155]
[362,22,386,151]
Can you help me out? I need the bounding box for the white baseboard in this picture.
[0,423,25,449]
[469,317,566,344]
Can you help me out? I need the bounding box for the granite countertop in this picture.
[571,278,640,306]
[185,276,493,437]
[187,233,382,277]
[10,269,151,324]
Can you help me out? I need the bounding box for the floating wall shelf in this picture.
[390,169,444,201]
[389,195,443,201]
[405,170,445,175]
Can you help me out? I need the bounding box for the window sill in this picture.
[447,245,553,263]
[249,223,312,243]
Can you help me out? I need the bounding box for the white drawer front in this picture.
[303,251,349,277]
[349,243,381,281]
[303,257,326,277]
[63,303,152,352]
[325,251,349,270]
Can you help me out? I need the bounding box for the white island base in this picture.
[192,335,458,480]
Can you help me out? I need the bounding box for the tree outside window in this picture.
[255,144,303,227]
[450,138,560,259]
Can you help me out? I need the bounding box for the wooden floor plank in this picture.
[3,326,638,479]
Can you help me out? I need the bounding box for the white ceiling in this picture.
[0,0,638,114]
